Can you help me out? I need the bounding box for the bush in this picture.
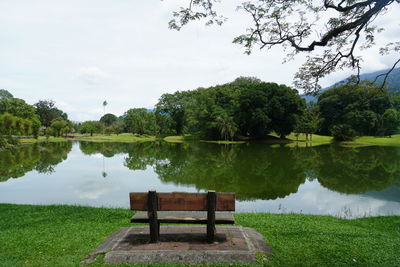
[0,136,8,148]
[330,124,356,141]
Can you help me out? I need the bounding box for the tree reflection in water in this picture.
[0,142,72,182]
[77,141,400,200]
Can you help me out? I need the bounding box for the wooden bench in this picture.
[130,190,235,243]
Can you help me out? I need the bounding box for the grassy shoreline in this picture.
[4,133,399,149]
[0,137,69,151]
[74,133,156,143]
[0,204,399,266]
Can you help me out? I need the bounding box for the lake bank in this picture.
[0,204,399,266]
[75,133,400,147]
[0,137,68,151]
[3,133,399,148]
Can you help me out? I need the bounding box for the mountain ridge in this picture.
[302,67,400,103]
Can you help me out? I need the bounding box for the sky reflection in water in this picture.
[0,141,399,218]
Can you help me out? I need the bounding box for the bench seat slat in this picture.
[131,211,235,224]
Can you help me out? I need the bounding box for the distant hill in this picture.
[302,67,400,103]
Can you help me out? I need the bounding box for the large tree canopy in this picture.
[0,89,13,100]
[169,0,400,93]
[34,100,68,127]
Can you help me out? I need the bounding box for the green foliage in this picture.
[382,108,400,136]
[169,1,398,94]
[21,118,32,136]
[318,82,398,136]
[0,89,13,100]
[0,98,37,119]
[156,92,190,135]
[236,81,305,138]
[0,112,41,144]
[0,142,72,181]
[79,121,105,136]
[123,108,157,135]
[45,127,53,138]
[50,118,68,137]
[31,118,41,139]
[295,103,320,140]
[155,112,175,135]
[0,113,15,136]
[330,124,356,141]
[100,113,118,126]
[155,77,304,140]
[111,119,125,135]
[34,100,68,127]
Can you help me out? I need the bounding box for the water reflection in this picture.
[78,141,400,200]
[1,141,399,217]
[0,142,72,182]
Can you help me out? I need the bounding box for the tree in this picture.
[330,124,357,141]
[100,113,117,126]
[0,89,13,100]
[382,108,400,136]
[79,121,105,136]
[103,100,108,115]
[50,118,68,137]
[34,100,68,127]
[31,118,41,139]
[0,98,37,119]
[0,113,15,136]
[154,77,305,140]
[22,119,32,136]
[155,112,175,135]
[295,103,320,141]
[111,120,125,135]
[123,108,157,135]
[156,92,191,135]
[317,82,395,136]
[236,81,305,138]
[216,113,237,141]
[169,0,400,93]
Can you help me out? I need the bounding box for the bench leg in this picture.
[207,191,216,243]
[149,220,159,243]
[148,190,159,243]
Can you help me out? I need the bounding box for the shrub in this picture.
[330,124,356,141]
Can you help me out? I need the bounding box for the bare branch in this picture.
[372,59,400,89]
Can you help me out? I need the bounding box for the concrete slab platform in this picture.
[84,226,271,264]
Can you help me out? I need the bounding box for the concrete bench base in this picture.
[83,226,272,264]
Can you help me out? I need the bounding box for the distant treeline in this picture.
[2,76,400,147]
[86,77,400,141]
[0,89,72,148]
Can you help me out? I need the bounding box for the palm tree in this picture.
[216,114,237,141]
[103,100,108,115]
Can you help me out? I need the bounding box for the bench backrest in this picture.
[130,191,235,211]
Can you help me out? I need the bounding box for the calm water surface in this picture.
[1,141,399,218]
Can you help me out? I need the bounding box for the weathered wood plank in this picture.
[129,192,235,211]
[131,211,235,224]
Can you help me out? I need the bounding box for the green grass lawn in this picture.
[0,204,399,266]
[18,137,69,145]
[75,133,156,143]
[13,133,400,147]
[277,133,400,147]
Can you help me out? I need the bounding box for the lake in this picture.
[1,141,399,218]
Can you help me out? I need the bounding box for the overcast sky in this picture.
[1,1,399,121]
